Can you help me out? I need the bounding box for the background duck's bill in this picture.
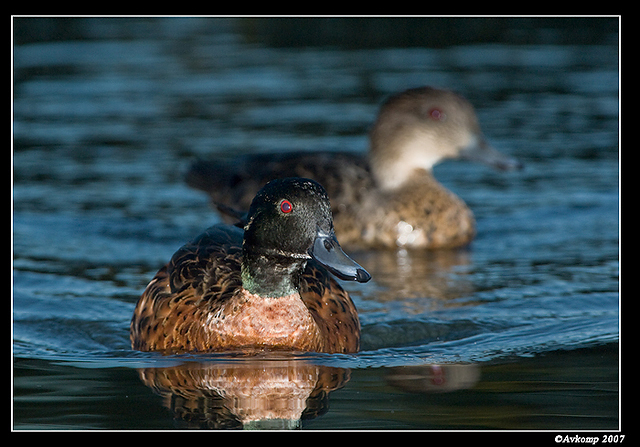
[460,138,523,171]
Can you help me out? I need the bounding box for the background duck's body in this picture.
[186,87,522,250]
[187,152,474,249]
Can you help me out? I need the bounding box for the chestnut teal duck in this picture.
[186,86,522,250]
[130,178,371,354]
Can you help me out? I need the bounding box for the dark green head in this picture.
[241,178,371,297]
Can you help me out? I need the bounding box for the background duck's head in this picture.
[241,178,371,297]
[369,86,522,190]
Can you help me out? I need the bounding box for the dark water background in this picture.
[12,17,620,431]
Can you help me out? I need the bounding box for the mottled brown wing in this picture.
[299,260,361,354]
[130,225,244,353]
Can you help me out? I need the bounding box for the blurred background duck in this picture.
[186,86,522,250]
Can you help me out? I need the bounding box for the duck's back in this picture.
[186,151,372,220]
[130,224,360,353]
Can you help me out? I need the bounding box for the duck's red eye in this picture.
[280,199,293,213]
[429,108,445,121]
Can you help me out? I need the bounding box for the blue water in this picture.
[13,17,619,430]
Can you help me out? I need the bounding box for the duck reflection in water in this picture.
[137,359,480,429]
[138,358,350,430]
[354,247,474,307]
[386,363,480,394]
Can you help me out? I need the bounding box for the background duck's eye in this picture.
[429,107,445,121]
[280,199,293,213]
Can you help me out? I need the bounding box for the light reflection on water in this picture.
[13,17,619,430]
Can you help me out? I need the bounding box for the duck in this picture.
[186,86,522,250]
[130,177,371,354]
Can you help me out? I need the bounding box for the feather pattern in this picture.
[131,179,364,354]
